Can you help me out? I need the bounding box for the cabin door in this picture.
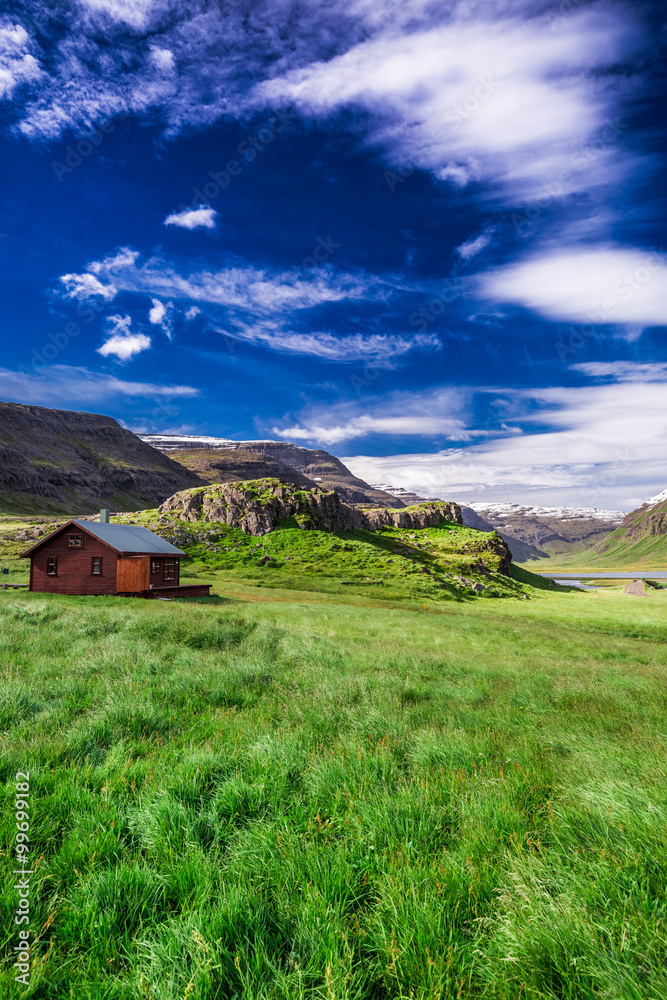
[116,556,150,593]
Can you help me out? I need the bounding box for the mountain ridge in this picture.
[0,401,202,514]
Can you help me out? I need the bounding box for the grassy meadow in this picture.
[1,576,667,999]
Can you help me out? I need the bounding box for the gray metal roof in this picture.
[72,520,186,556]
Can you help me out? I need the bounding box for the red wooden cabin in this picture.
[21,511,210,598]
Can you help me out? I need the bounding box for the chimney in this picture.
[99,509,110,524]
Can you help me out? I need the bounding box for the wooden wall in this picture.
[29,530,118,595]
[117,556,150,593]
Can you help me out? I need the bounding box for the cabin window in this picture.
[47,557,57,576]
[150,559,161,575]
[91,556,102,575]
[67,533,83,548]
[163,558,176,581]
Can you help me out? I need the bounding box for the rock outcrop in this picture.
[158,479,463,537]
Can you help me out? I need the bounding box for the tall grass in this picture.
[1,590,666,998]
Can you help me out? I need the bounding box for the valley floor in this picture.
[1,583,666,998]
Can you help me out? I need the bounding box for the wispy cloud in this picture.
[0,363,199,408]
[255,5,641,203]
[59,250,385,312]
[221,323,439,365]
[164,207,217,230]
[59,271,117,302]
[572,361,667,382]
[270,388,481,444]
[56,248,436,362]
[97,314,151,360]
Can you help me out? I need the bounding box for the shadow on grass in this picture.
[173,594,238,606]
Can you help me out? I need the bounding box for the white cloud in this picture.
[456,232,492,261]
[97,314,151,360]
[164,207,218,230]
[148,298,173,339]
[0,21,42,100]
[149,47,175,72]
[59,251,383,312]
[0,363,198,408]
[273,413,471,445]
[4,0,649,220]
[271,387,476,444]
[148,298,166,325]
[59,271,117,302]
[56,249,432,361]
[80,0,157,32]
[89,247,139,274]
[481,245,667,327]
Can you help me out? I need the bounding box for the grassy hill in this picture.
[1,578,666,998]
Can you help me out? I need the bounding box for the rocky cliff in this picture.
[0,401,202,514]
[158,480,464,538]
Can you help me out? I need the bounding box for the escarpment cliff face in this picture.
[158,480,464,538]
[0,401,202,513]
[140,433,401,508]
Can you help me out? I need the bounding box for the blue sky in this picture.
[0,0,665,509]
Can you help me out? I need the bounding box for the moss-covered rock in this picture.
[158,479,465,538]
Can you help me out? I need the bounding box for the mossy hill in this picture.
[0,400,201,514]
[125,479,521,603]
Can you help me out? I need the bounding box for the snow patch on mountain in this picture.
[466,503,625,524]
[644,488,667,508]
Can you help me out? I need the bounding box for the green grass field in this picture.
[1,577,666,999]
